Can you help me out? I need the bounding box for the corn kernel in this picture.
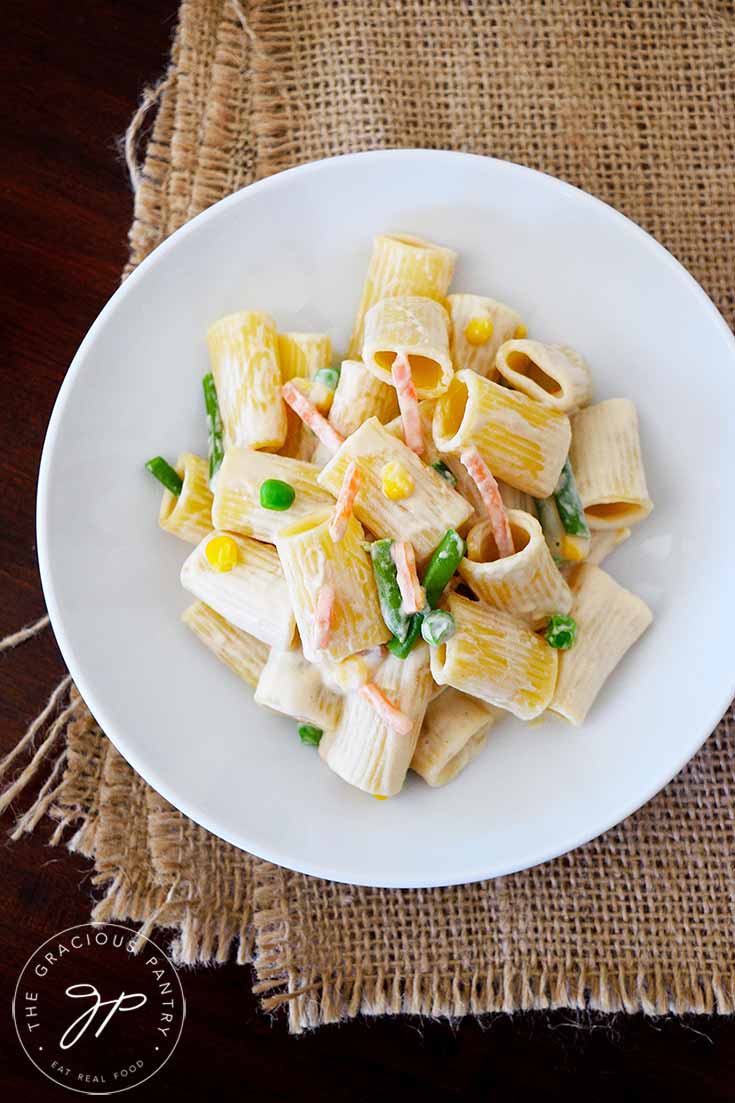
[464,316,494,346]
[205,534,240,572]
[381,460,414,500]
[374,795,388,801]
[513,323,528,339]
[560,533,589,562]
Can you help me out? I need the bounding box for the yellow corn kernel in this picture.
[560,532,590,562]
[513,323,528,339]
[381,460,415,500]
[374,795,388,801]
[464,316,494,346]
[205,534,240,572]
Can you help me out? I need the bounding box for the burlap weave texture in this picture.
[5,0,735,1032]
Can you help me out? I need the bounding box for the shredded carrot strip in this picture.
[328,461,361,542]
[460,445,514,558]
[391,351,424,454]
[313,584,335,650]
[359,682,414,735]
[391,540,425,614]
[282,381,345,454]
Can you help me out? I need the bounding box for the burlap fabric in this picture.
[3,0,735,1033]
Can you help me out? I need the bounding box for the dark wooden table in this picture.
[2,3,734,1098]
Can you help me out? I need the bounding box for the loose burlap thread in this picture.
[3,0,735,1033]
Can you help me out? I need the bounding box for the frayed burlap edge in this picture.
[251,862,735,1034]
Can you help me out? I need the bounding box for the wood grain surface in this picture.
[2,3,734,1098]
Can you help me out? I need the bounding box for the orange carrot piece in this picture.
[460,445,514,558]
[391,540,425,614]
[391,351,424,454]
[328,461,361,542]
[314,583,335,650]
[359,682,414,735]
[282,381,345,454]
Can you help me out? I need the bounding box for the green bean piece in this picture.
[202,372,224,486]
[421,609,456,646]
[259,478,296,511]
[145,457,183,496]
[554,458,590,538]
[386,612,424,658]
[422,529,466,609]
[535,495,565,564]
[545,614,578,650]
[298,723,323,746]
[314,366,340,391]
[430,460,457,487]
[370,539,411,642]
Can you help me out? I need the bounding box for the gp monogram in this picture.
[12,923,185,1094]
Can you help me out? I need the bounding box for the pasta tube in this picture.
[277,332,332,382]
[447,294,522,379]
[348,232,457,358]
[496,339,592,412]
[207,310,286,451]
[212,447,332,542]
[411,688,497,787]
[319,642,434,796]
[317,417,472,565]
[362,296,453,399]
[587,527,631,566]
[181,600,269,688]
[459,508,572,629]
[254,647,343,733]
[498,481,537,516]
[429,592,558,720]
[550,563,652,725]
[180,530,296,649]
[328,359,399,438]
[275,509,390,662]
[570,398,653,529]
[278,333,332,460]
[158,452,213,544]
[433,369,571,498]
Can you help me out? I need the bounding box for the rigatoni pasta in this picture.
[348,232,456,358]
[328,359,399,438]
[277,332,332,382]
[460,509,572,629]
[411,688,497,787]
[275,509,390,662]
[157,452,213,544]
[180,530,296,649]
[207,310,286,450]
[447,294,522,380]
[278,333,332,461]
[144,226,655,800]
[255,647,343,733]
[182,600,269,688]
[212,447,332,541]
[433,369,571,498]
[570,398,653,529]
[550,564,652,725]
[317,416,472,564]
[362,296,454,399]
[319,643,434,796]
[495,339,592,412]
[430,592,558,720]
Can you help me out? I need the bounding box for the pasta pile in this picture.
[146,232,653,798]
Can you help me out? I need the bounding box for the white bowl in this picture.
[38,150,735,888]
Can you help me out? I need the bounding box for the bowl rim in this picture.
[36,149,735,887]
